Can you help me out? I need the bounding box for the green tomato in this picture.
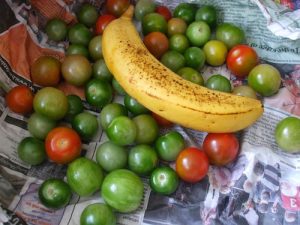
[96,141,128,172]
[92,59,113,81]
[195,5,217,29]
[80,203,116,225]
[61,55,92,86]
[67,157,103,197]
[205,74,232,93]
[89,35,102,61]
[38,178,71,209]
[100,103,128,130]
[106,116,137,146]
[101,169,144,213]
[65,95,84,122]
[275,117,300,153]
[27,113,57,140]
[167,18,187,36]
[66,44,89,58]
[133,114,159,144]
[232,85,257,99]
[169,34,189,53]
[186,21,211,47]
[124,94,149,115]
[160,50,185,72]
[18,137,46,165]
[173,3,196,24]
[68,23,92,46]
[72,112,99,140]
[85,79,113,108]
[128,144,158,175]
[184,47,206,70]
[216,23,245,49]
[135,0,156,21]
[155,131,185,161]
[203,40,228,66]
[247,64,281,97]
[45,18,67,42]
[177,67,204,85]
[77,3,98,27]
[150,167,179,195]
[112,78,127,95]
[142,13,167,35]
[33,87,68,121]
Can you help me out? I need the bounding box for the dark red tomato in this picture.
[106,0,130,17]
[45,127,82,164]
[151,112,173,127]
[203,133,239,166]
[175,147,209,183]
[95,14,116,35]
[143,31,169,59]
[5,85,33,115]
[226,45,259,78]
[155,5,172,21]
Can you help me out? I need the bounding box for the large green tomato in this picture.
[38,178,71,209]
[18,137,46,165]
[67,157,104,197]
[133,114,159,144]
[106,116,137,146]
[128,144,158,175]
[101,169,144,213]
[248,64,281,97]
[33,87,68,120]
[142,13,167,35]
[150,167,179,195]
[27,113,57,140]
[275,117,300,153]
[80,203,116,225]
[68,23,92,46]
[216,23,245,49]
[186,21,211,47]
[61,55,92,86]
[155,131,185,161]
[100,103,128,130]
[96,141,128,172]
[85,79,113,108]
[45,18,67,42]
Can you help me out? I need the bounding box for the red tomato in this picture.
[5,85,33,115]
[95,14,116,35]
[203,133,239,166]
[143,31,169,59]
[226,45,259,78]
[106,0,130,17]
[175,147,209,183]
[45,127,82,164]
[151,112,173,127]
[155,5,172,21]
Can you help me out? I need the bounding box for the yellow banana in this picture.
[102,6,263,133]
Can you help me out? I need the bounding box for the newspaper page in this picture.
[1,0,300,225]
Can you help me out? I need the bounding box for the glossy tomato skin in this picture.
[95,14,116,35]
[106,0,130,17]
[175,147,209,183]
[155,5,172,21]
[5,85,33,115]
[226,45,259,78]
[203,133,239,166]
[31,56,61,87]
[143,32,169,59]
[45,127,82,164]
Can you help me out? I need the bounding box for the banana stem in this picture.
[121,5,134,19]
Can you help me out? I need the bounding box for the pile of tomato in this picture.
[4,0,300,225]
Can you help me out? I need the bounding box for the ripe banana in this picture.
[102,6,263,133]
